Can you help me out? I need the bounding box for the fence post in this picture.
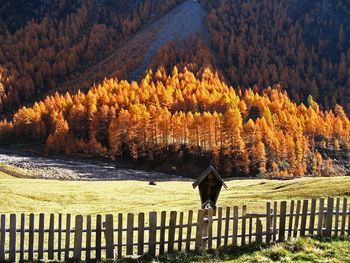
[241,205,247,246]
[28,214,34,261]
[309,199,316,236]
[279,201,287,241]
[223,207,230,249]
[48,214,55,260]
[341,198,348,236]
[216,207,223,249]
[38,213,45,260]
[117,214,123,259]
[293,200,301,238]
[138,213,145,255]
[288,200,294,239]
[9,214,16,263]
[334,198,340,237]
[73,215,83,261]
[233,206,238,247]
[326,198,334,237]
[105,214,114,260]
[300,200,308,236]
[126,213,134,255]
[195,209,205,250]
[317,198,324,237]
[256,219,263,243]
[86,215,92,262]
[96,214,102,261]
[65,214,71,260]
[178,212,184,251]
[185,210,193,252]
[168,211,177,253]
[0,215,5,262]
[20,214,25,262]
[58,214,62,261]
[207,208,213,250]
[159,211,166,254]
[266,202,271,244]
[149,212,157,256]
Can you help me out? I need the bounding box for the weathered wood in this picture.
[288,200,295,239]
[279,201,287,241]
[216,207,223,249]
[223,207,230,249]
[96,214,102,261]
[293,200,301,237]
[149,212,157,256]
[266,202,271,243]
[38,213,45,260]
[20,214,25,262]
[273,202,278,242]
[159,211,166,254]
[300,200,308,236]
[0,215,5,262]
[65,214,71,260]
[178,212,184,251]
[28,213,34,261]
[73,215,83,260]
[126,213,134,255]
[105,214,114,260]
[233,206,238,247]
[86,215,92,262]
[317,198,325,237]
[185,210,193,252]
[348,204,350,236]
[195,209,205,250]
[256,219,263,243]
[341,198,347,236]
[326,198,334,237]
[334,198,340,237]
[241,205,247,246]
[58,214,62,261]
[168,211,177,253]
[248,217,253,244]
[9,214,16,263]
[138,213,145,255]
[117,214,122,259]
[207,208,214,250]
[309,199,316,235]
[48,214,55,260]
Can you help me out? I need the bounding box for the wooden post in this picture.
[185,210,193,252]
[138,213,145,256]
[216,207,223,249]
[178,212,184,251]
[28,213,34,261]
[86,215,92,262]
[105,214,114,260]
[149,212,157,256]
[223,207,230,249]
[58,214,62,261]
[96,214,102,261]
[207,208,213,250]
[341,198,347,237]
[326,198,334,237]
[233,206,238,247]
[48,214,55,260]
[293,200,301,237]
[266,202,271,244]
[334,198,340,237]
[256,219,263,243]
[74,215,83,261]
[20,214,25,262]
[0,215,5,262]
[309,199,316,235]
[9,214,16,263]
[273,202,277,241]
[65,214,71,260]
[159,211,166,254]
[195,209,204,250]
[300,200,308,236]
[248,217,253,244]
[279,201,287,241]
[168,211,177,253]
[38,213,45,260]
[288,200,294,239]
[126,213,134,255]
[117,214,123,259]
[241,205,247,246]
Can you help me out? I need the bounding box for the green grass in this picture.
[129,237,350,262]
[0,170,350,215]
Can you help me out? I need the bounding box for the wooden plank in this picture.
[149,212,157,256]
[341,198,347,237]
[64,214,71,260]
[28,213,34,261]
[317,198,325,237]
[96,214,102,261]
[273,202,278,241]
[117,214,122,259]
[0,215,5,262]
[223,207,230,249]
[241,205,247,246]
[266,202,271,244]
[288,200,295,239]
[348,204,350,236]
[126,213,134,255]
[207,208,213,250]
[86,215,92,262]
[159,211,166,254]
[233,206,238,247]
[73,215,83,260]
[216,207,223,249]
[300,200,308,236]
[168,211,177,253]
[138,213,145,255]
[185,210,193,252]
[9,214,16,263]
[195,209,205,250]
[293,200,301,238]
[57,214,62,261]
[334,198,340,237]
[256,219,263,243]
[309,199,317,236]
[48,214,55,260]
[248,217,253,244]
[38,213,45,260]
[326,197,334,237]
[19,214,25,262]
[105,214,114,260]
[279,201,287,241]
[178,212,184,251]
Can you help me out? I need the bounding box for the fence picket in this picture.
[266,202,271,244]
[279,201,287,241]
[117,214,122,259]
[0,215,5,262]
[256,219,262,243]
[223,207,230,249]
[73,215,83,261]
[341,198,347,236]
[216,207,223,249]
[195,209,204,250]
[105,214,114,260]
[65,214,71,260]
[334,198,340,237]
[138,213,145,255]
[288,200,294,239]
[159,211,166,254]
[20,214,25,262]
[86,215,92,262]
[9,214,16,263]
[300,200,308,236]
[185,210,193,252]
[207,208,213,250]
[273,202,277,241]
[309,199,316,235]
[96,214,102,261]
[149,212,157,256]
[58,214,62,261]
[28,213,34,261]
[48,214,55,260]
[126,213,134,255]
[293,200,301,237]
[38,213,44,260]
[248,217,253,244]
[178,212,184,251]
[241,205,247,246]
[326,198,334,237]
[348,204,350,236]
[168,211,177,253]
[233,206,238,247]
[317,198,325,237]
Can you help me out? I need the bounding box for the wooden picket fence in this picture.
[1,197,350,262]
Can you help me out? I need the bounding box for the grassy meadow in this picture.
[1,170,350,215]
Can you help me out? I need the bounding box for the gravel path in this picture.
[0,151,185,181]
